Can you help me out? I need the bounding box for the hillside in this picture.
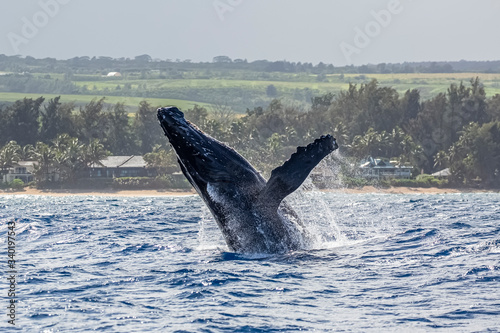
[1,55,499,113]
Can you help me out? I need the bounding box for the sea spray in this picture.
[197,200,226,251]
[195,150,363,252]
[195,150,392,253]
[284,176,347,249]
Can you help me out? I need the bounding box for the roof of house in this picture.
[92,156,146,168]
[431,168,451,177]
[6,161,37,173]
[360,157,412,169]
[16,161,37,167]
[121,155,146,168]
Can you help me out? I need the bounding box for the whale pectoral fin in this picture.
[259,135,338,209]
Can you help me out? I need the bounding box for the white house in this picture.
[359,157,413,179]
[106,72,122,77]
[2,161,36,183]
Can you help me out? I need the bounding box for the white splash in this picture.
[197,203,226,251]
[285,176,348,249]
[198,151,362,253]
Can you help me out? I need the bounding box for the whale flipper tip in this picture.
[259,135,338,209]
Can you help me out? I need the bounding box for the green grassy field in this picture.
[73,72,500,99]
[0,92,213,111]
[341,73,500,97]
[2,72,500,114]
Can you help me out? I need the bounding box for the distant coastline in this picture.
[0,188,196,197]
[1,186,497,197]
[332,186,498,195]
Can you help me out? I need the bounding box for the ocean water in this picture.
[1,191,499,332]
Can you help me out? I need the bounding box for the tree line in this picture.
[2,54,500,115]
[0,96,161,186]
[0,135,108,185]
[0,96,162,155]
[2,54,499,75]
[1,78,499,187]
[146,78,500,187]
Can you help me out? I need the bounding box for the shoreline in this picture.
[0,188,197,197]
[335,186,497,194]
[1,186,497,197]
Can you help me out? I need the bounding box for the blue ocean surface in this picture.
[1,191,499,332]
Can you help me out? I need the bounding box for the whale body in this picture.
[157,106,338,253]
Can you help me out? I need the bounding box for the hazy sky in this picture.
[1,0,499,66]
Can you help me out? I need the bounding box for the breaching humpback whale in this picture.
[157,106,338,253]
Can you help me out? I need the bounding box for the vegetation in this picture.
[1,54,500,189]
[9,179,25,191]
[2,54,500,113]
[112,176,190,190]
[1,135,109,188]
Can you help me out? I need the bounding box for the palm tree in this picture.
[387,127,405,158]
[20,144,35,160]
[52,133,72,152]
[52,135,84,182]
[398,135,424,168]
[267,132,285,158]
[83,139,109,168]
[144,145,177,176]
[349,128,382,158]
[32,142,55,182]
[0,141,21,178]
[333,122,349,146]
[433,150,449,170]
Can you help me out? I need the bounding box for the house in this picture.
[89,156,153,178]
[2,161,36,183]
[106,72,122,77]
[359,157,412,179]
[2,156,155,183]
[310,164,340,188]
[431,168,450,179]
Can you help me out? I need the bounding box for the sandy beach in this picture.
[1,186,496,197]
[0,188,197,197]
[338,186,496,194]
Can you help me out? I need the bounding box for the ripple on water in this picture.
[1,193,499,332]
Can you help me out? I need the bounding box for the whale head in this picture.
[157,106,211,173]
[157,106,189,140]
[157,106,262,188]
